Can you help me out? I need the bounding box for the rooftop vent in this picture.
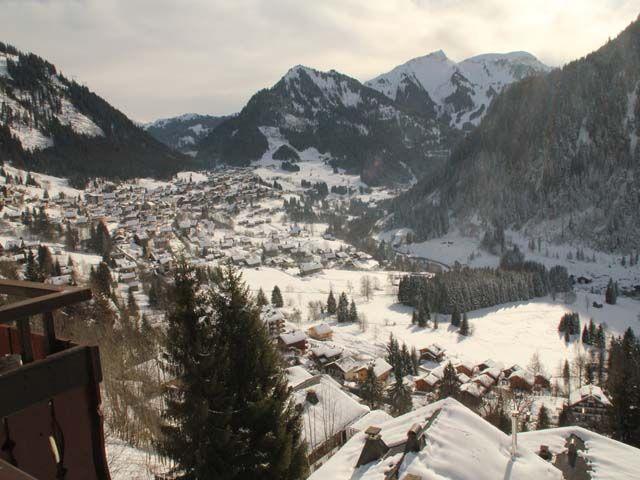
[356,426,389,467]
[306,389,319,405]
[538,445,552,461]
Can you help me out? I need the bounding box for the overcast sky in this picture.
[3,0,638,122]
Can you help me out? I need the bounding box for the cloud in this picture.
[2,0,637,121]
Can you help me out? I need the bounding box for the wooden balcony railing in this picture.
[0,279,111,480]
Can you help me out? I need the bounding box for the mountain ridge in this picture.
[366,49,551,130]
[390,15,640,251]
[0,42,189,185]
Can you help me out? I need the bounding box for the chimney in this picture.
[306,389,319,405]
[538,445,552,461]
[356,426,389,467]
[568,438,578,468]
[405,423,425,453]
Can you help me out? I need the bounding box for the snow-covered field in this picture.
[381,227,640,292]
[240,266,639,374]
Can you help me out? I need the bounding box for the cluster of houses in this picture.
[1,166,382,302]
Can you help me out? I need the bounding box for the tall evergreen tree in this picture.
[326,289,337,315]
[337,292,349,323]
[271,285,284,308]
[459,313,470,336]
[349,299,358,323]
[438,362,460,400]
[24,248,39,281]
[359,366,383,409]
[388,376,412,416]
[536,405,550,430]
[451,309,461,327]
[255,288,268,308]
[161,263,308,479]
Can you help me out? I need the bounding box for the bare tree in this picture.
[359,313,368,333]
[360,275,373,301]
[307,301,322,323]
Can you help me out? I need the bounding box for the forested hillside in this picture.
[145,113,231,155]
[391,15,640,251]
[0,42,189,186]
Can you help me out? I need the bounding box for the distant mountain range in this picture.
[144,113,232,156]
[390,15,640,251]
[366,50,551,129]
[194,65,463,184]
[0,42,188,184]
[172,51,547,184]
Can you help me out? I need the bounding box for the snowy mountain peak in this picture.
[425,49,449,61]
[366,50,550,129]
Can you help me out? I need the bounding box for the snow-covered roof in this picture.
[569,384,612,407]
[309,323,332,335]
[309,398,561,480]
[521,426,640,480]
[279,330,307,345]
[286,365,313,388]
[371,358,392,378]
[509,369,534,385]
[293,375,369,450]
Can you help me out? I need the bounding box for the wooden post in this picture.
[42,311,57,355]
[17,318,34,364]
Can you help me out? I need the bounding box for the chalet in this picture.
[473,373,495,390]
[299,261,323,276]
[414,373,441,393]
[453,359,475,377]
[508,369,534,392]
[349,358,392,385]
[245,255,261,267]
[419,344,445,362]
[261,307,285,338]
[293,375,369,468]
[286,365,313,389]
[534,374,551,391]
[569,385,612,427]
[307,323,333,341]
[278,330,308,353]
[311,344,342,367]
[326,356,364,382]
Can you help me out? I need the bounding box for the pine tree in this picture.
[24,249,39,281]
[388,376,413,416]
[605,278,618,305]
[438,362,460,400]
[160,263,308,479]
[65,224,79,251]
[127,288,139,317]
[536,405,550,430]
[359,366,383,409]
[582,325,591,345]
[451,309,461,327]
[326,289,337,315]
[271,285,284,308]
[562,360,571,396]
[91,261,112,297]
[417,301,429,328]
[256,288,268,307]
[459,313,470,336]
[337,292,349,323]
[349,300,358,323]
[410,347,420,375]
[36,244,53,279]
